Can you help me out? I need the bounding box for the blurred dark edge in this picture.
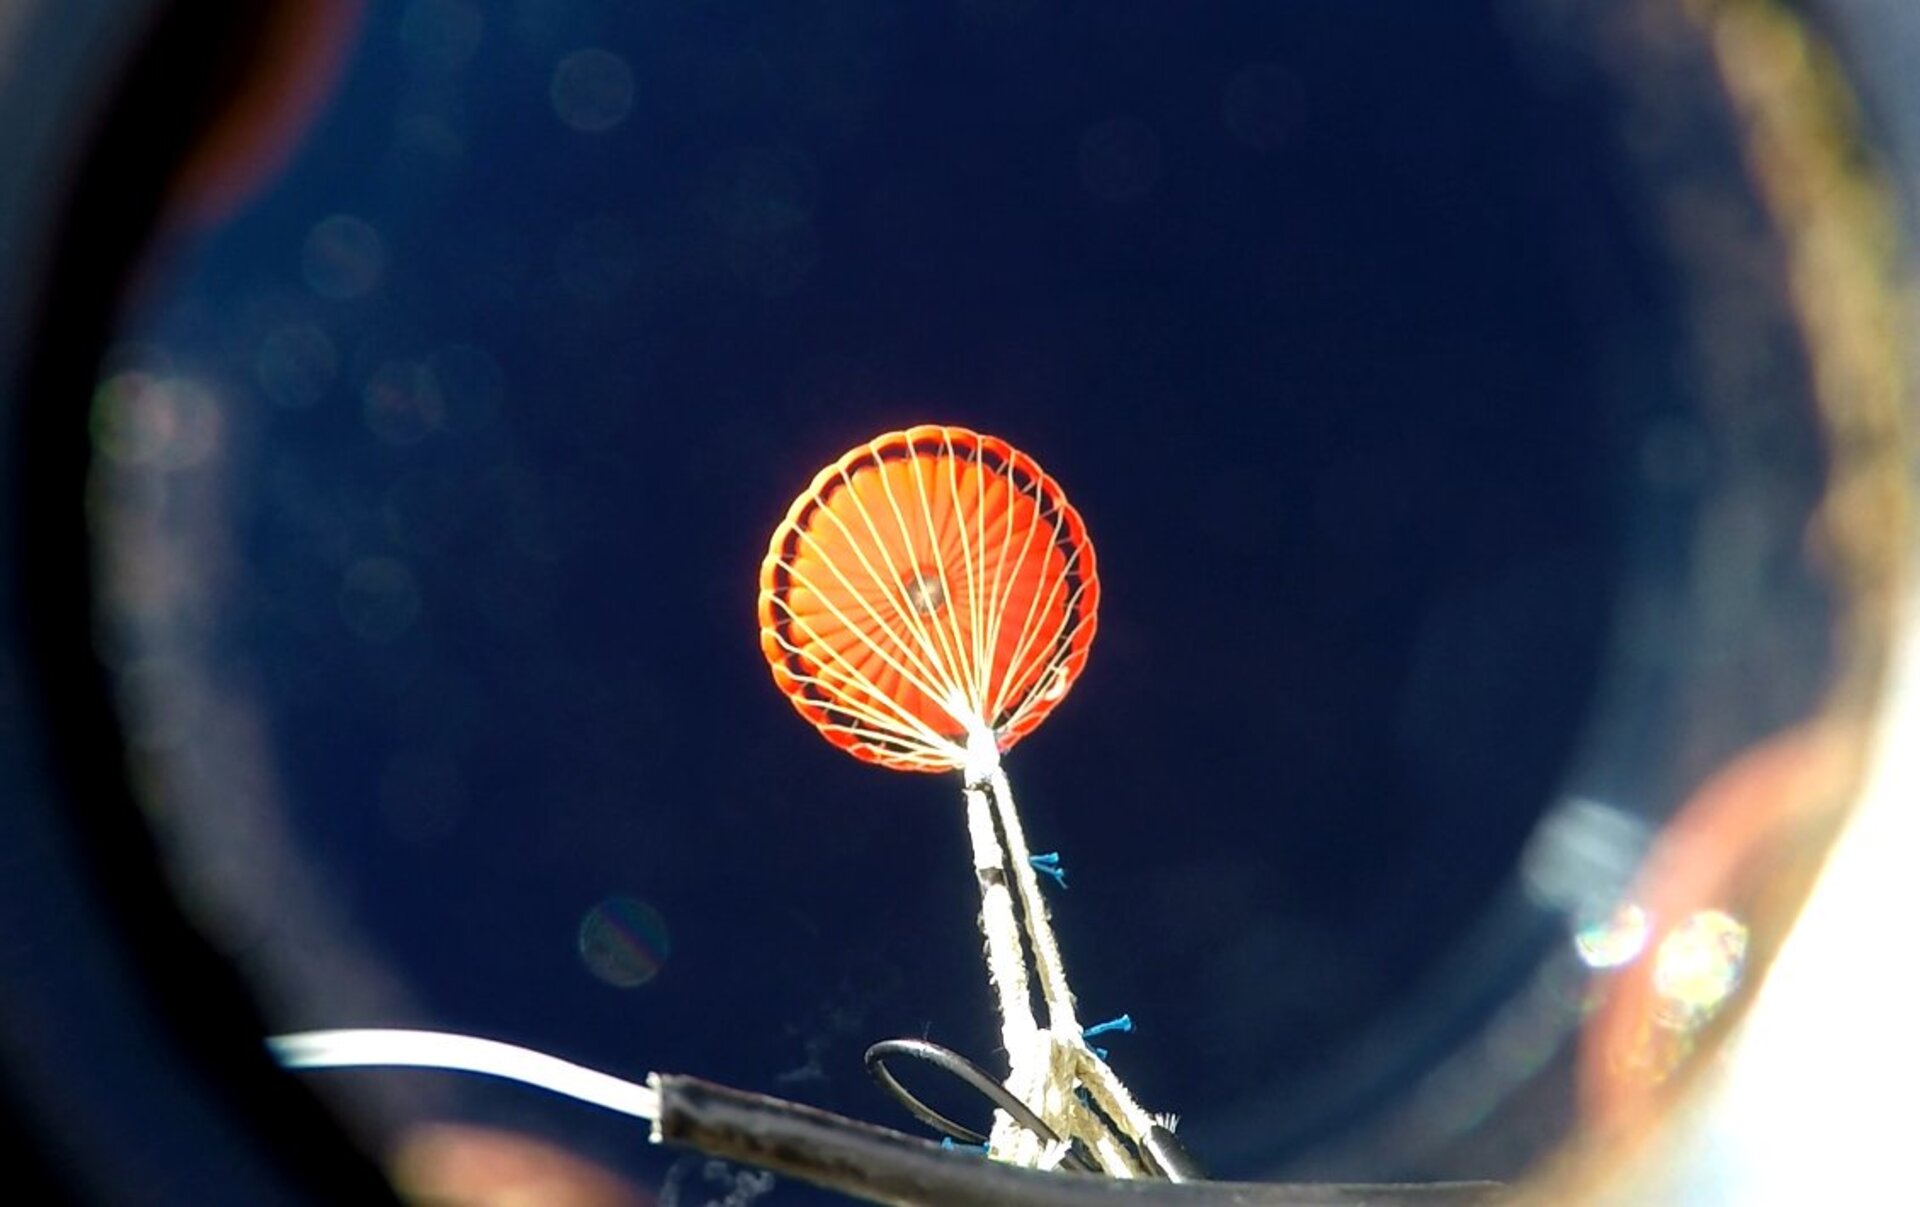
[0,0,1915,1204]
[0,0,401,1201]
[1818,0,1920,248]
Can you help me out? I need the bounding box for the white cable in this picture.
[268,1028,659,1122]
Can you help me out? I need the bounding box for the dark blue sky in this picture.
[114,1,1676,1196]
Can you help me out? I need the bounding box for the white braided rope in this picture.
[958,733,1166,1176]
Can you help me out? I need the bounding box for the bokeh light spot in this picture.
[428,344,505,434]
[301,214,387,300]
[704,146,820,295]
[338,556,421,643]
[1574,902,1651,969]
[1222,62,1303,151]
[255,323,338,409]
[400,0,486,75]
[551,48,634,133]
[1077,117,1162,203]
[555,215,641,303]
[579,896,671,988]
[725,222,819,296]
[91,372,223,470]
[1520,802,1643,913]
[1520,797,1649,918]
[363,359,446,445]
[1653,908,1750,1030]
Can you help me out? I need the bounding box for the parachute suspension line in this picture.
[951,432,991,719]
[985,762,1078,1036]
[903,432,974,718]
[954,721,1159,1176]
[793,471,965,718]
[851,451,968,716]
[980,464,1048,727]
[961,756,1042,1066]
[769,556,960,754]
[957,730,1051,1168]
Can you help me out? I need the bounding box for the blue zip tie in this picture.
[1029,851,1068,889]
[941,1138,989,1155]
[1093,1046,1108,1060]
[1083,1014,1133,1040]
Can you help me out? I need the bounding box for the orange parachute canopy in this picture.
[758,425,1099,772]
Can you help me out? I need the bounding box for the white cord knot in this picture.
[961,719,1001,787]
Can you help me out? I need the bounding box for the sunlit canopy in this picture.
[758,425,1098,772]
